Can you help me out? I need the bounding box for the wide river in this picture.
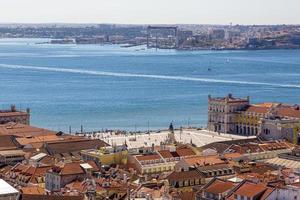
[0,38,300,132]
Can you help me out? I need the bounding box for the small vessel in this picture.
[208,68,212,71]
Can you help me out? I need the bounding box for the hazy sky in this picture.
[0,0,299,25]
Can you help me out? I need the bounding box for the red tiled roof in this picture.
[16,135,60,146]
[167,170,202,181]
[177,191,196,200]
[176,147,196,157]
[184,155,225,167]
[158,150,174,159]
[0,135,18,150]
[259,142,290,151]
[234,182,269,198]
[204,179,235,194]
[223,153,243,159]
[51,161,99,176]
[277,106,300,118]
[0,122,56,137]
[21,186,45,195]
[246,103,300,119]
[45,138,108,156]
[246,106,269,114]
[136,154,161,161]
[29,166,52,184]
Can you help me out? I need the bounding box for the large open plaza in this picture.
[88,128,254,149]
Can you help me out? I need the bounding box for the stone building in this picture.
[207,94,300,144]
[0,105,30,125]
[208,94,249,134]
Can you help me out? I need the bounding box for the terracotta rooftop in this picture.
[0,122,56,137]
[233,182,272,198]
[0,135,19,151]
[158,150,174,159]
[227,143,264,154]
[246,103,300,119]
[197,163,233,174]
[223,152,243,159]
[37,155,56,166]
[20,186,45,195]
[136,154,161,162]
[176,191,196,200]
[259,142,291,151]
[204,179,235,194]
[60,162,85,175]
[158,146,196,159]
[51,161,99,176]
[277,106,300,118]
[16,135,60,146]
[44,138,108,156]
[176,147,196,157]
[167,170,202,181]
[246,105,269,114]
[7,163,51,185]
[184,155,225,167]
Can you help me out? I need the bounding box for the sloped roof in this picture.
[0,122,56,137]
[204,179,235,194]
[232,182,273,198]
[0,179,18,195]
[20,186,45,195]
[44,138,108,156]
[136,154,161,161]
[51,161,99,176]
[0,135,19,151]
[183,155,225,167]
[167,170,202,181]
[16,135,60,146]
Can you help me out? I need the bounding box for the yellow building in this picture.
[81,146,128,166]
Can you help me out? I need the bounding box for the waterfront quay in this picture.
[78,128,253,149]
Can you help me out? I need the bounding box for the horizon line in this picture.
[0,22,300,26]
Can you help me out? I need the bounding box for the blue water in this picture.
[0,38,300,132]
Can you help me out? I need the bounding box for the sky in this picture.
[0,0,299,25]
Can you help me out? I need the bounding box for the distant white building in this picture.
[0,179,19,200]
